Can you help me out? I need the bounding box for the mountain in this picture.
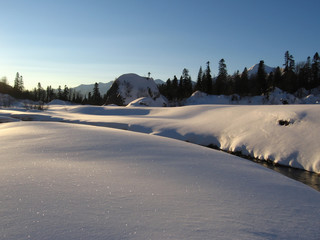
[247,63,276,77]
[105,73,167,106]
[73,81,113,96]
[154,79,165,85]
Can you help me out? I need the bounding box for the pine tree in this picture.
[239,67,249,96]
[182,68,193,98]
[63,85,69,101]
[216,59,228,95]
[195,66,203,92]
[57,86,62,100]
[256,60,267,94]
[13,72,24,93]
[92,82,102,105]
[282,51,297,93]
[273,66,282,90]
[202,61,212,94]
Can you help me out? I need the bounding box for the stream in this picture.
[207,145,320,192]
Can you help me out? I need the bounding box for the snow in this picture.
[247,63,276,77]
[116,73,163,105]
[185,88,320,105]
[127,96,168,107]
[1,121,320,239]
[1,103,320,173]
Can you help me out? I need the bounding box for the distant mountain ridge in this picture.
[73,81,113,96]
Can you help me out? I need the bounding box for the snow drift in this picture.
[1,121,320,239]
[1,103,319,173]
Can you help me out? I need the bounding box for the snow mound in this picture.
[105,73,164,106]
[127,96,167,107]
[1,121,320,239]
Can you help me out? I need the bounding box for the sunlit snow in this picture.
[1,122,320,239]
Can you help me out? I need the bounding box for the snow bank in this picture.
[1,122,320,239]
[1,104,320,173]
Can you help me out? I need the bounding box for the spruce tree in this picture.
[63,85,69,101]
[180,68,193,98]
[239,67,249,96]
[273,67,282,90]
[256,60,267,94]
[216,59,228,95]
[92,82,102,105]
[13,72,24,94]
[282,51,297,93]
[203,61,212,94]
[195,66,203,92]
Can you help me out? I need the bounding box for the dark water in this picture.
[207,145,320,192]
[254,159,320,192]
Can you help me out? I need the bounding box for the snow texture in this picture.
[1,103,320,173]
[1,121,320,240]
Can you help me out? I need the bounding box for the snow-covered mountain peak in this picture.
[248,63,276,76]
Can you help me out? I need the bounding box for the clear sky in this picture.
[1,0,319,90]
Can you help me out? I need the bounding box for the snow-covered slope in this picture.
[247,63,276,77]
[1,121,320,239]
[1,104,319,173]
[105,73,167,106]
[73,81,113,96]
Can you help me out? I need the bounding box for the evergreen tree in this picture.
[256,60,267,94]
[283,51,295,73]
[63,85,69,101]
[57,86,63,100]
[282,51,297,93]
[179,68,193,98]
[273,66,282,90]
[36,82,45,101]
[195,66,203,92]
[46,86,55,102]
[216,59,228,95]
[202,61,212,94]
[13,72,24,93]
[239,67,249,96]
[92,82,102,105]
[171,75,179,99]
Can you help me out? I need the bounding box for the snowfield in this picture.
[1,121,320,240]
[1,103,319,173]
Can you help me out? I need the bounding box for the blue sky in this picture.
[1,0,319,90]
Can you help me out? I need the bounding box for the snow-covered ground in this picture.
[1,121,320,239]
[1,103,319,173]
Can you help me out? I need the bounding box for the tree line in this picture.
[0,73,105,105]
[1,51,319,106]
[159,51,320,101]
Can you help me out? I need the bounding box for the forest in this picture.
[1,51,319,105]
